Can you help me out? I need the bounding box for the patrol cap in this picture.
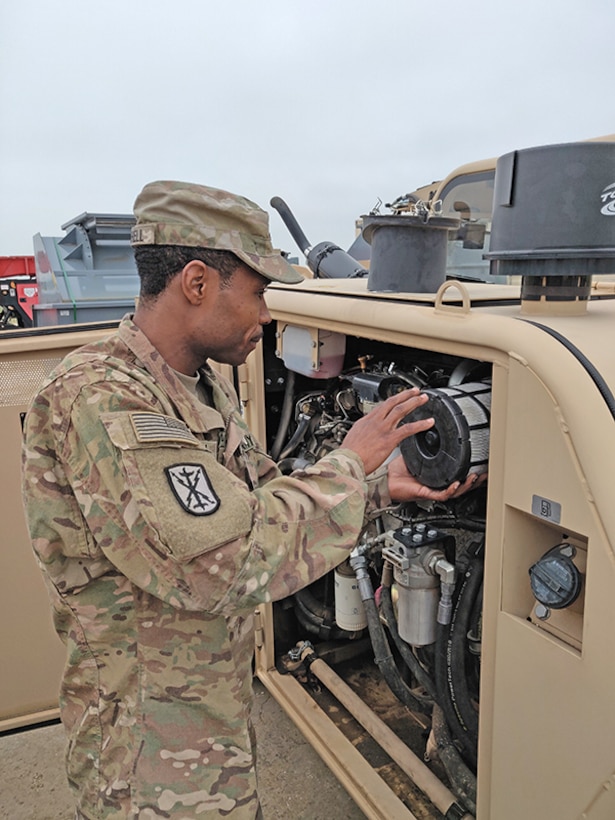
[131,180,303,285]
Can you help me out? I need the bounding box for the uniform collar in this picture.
[116,314,226,434]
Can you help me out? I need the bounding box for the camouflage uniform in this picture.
[22,316,390,819]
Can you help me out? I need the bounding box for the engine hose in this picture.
[434,555,484,769]
[296,586,336,623]
[293,605,338,640]
[278,413,312,461]
[449,557,483,742]
[431,704,477,814]
[269,370,296,461]
[363,595,433,714]
[351,551,433,714]
[413,514,486,533]
[293,589,358,641]
[435,622,476,769]
[450,518,486,533]
[380,584,437,701]
[470,586,482,639]
[277,457,309,475]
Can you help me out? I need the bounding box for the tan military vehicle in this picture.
[3,137,615,819]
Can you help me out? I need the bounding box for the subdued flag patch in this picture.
[131,413,198,445]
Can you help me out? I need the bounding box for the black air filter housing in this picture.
[400,382,491,489]
[487,141,615,280]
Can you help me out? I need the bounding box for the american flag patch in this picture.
[130,413,198,445]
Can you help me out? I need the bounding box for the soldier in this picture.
[21,181,475,819]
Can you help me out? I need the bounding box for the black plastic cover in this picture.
[487,141,615,278]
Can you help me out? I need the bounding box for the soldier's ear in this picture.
[181,260,214,305]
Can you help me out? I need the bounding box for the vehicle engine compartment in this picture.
[260,326,491,818]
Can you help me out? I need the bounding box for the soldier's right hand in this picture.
[341,388,435,476]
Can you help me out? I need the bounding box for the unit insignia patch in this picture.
[165,463,220,516]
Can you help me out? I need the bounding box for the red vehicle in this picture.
[0,256,38,328]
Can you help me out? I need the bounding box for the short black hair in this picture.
[134,245,241,299]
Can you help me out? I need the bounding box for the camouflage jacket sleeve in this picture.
[36,374,389,616]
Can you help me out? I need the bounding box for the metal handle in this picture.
[434,280,471,315]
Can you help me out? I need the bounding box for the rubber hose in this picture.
[413,515,486,533]
[434,553,484,769]
[432,704,477,814]
[293,601,339,640]
[278,413,311,461]
[465,586,483,693]
[277,457,305,475]
[363,595,432,714]
[448,558,483,743]
[294,587,363,640]
[270,370,296,461]
[380,584,437,700]
[435,621,477,769]
[293,592,354,641]
[295,586,336,623]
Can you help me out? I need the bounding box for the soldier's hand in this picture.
[342,388,435,476]
[386,454,487,502]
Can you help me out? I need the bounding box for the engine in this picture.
[263,335,490,815]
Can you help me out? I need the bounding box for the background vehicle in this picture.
[0,255,38,328]
[3,138,615,819]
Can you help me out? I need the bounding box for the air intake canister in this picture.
[486,141,615,280]
[400,382,491,489]
[361,213,460,294]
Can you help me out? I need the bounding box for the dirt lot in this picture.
[0,678,366,820]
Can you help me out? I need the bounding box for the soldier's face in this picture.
[202,264,272,366]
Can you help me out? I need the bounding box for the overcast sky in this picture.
[1,0,613,262]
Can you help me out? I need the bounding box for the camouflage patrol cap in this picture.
[131,180,303,285]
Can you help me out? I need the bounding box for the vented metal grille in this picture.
[0,359,62,407]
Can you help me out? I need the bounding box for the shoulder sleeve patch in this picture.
[165,463,220,516]
[100,412,253,560]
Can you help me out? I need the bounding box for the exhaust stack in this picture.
[270,197,367,280]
